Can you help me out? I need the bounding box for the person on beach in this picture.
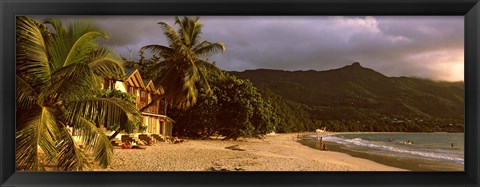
[121,141,146,149]
[451,143,454,148]
[403,140,413,145]
[319,137,324,146]
[120,141,132,149]
[147,137,155,145]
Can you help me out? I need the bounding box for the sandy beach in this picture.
[97,133,406,171]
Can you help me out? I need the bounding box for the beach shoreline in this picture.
[97,133,406,171]
[300,132,464,171]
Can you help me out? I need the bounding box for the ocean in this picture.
[300,133,464,171]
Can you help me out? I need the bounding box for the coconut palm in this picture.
[141,16,225,110]
[16,16,139,171]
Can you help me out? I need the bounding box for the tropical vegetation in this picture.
[140,16,225,110]
[168,71,278,140]
[16,16,140,171]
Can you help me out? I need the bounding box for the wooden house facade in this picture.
[104,68,174,137]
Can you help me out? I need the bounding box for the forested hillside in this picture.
[231,62,464,132]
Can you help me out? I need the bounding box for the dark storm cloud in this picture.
[88,16,175,59]
[200,16,463,81]
[36,16,463,81]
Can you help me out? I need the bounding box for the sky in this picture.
[37,16,464,81]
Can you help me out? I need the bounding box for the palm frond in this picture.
[192,40,211,51]
[43,17,66,36]
[175,16,203,47]
[16,75,39,110]
[180,59,212,109]
[43,17,69,71]
[55,124,90,171]
[158,22,183,50]
[91,127,113,168]
[180,68,199,109]
[193,42,225,57]
[192,60,214,95]
[196,59,223,73]
[64,97,139,132]
[175,17,191,47]
[44,18,106,70]
[16,106,59,170]
[63,117,113,169]
[141,44,175,58]
[93,135,113,169]
[160,60,201,110]
[63,31,107,67]
[189,17,203,47]
[40,63,98,103]
[87,48,126,80]
[16,16,51,88]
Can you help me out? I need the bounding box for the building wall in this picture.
[101,74,173,139]
[144,116,162,135]
[114,81,127,93]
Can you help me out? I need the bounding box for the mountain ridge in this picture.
[229,62,464,122]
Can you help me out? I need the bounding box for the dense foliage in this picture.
[169,73,278,140]
[258,89,315,133]
[122,49,160,80]
[101,89,136,104]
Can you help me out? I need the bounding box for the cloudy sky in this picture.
[39,16,464,81]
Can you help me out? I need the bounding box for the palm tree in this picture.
[16,16,139,171]
[141,16,225,110]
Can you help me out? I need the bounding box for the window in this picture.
[140,90,148,102]
[127,86,134,95]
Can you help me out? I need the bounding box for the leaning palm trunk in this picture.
[15,16,139,171]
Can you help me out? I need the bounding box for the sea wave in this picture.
[309,134,464,164]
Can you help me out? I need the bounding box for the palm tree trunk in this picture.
[109,131,120,140]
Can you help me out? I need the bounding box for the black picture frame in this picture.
[1,0,479,186]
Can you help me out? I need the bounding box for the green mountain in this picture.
[230,62,464,129]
